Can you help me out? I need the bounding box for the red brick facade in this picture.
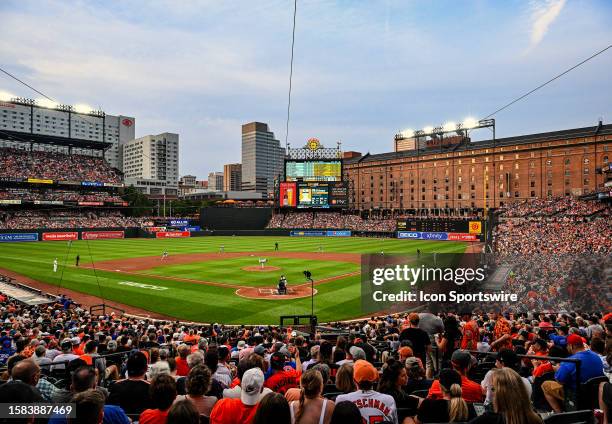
[343,125,612,211]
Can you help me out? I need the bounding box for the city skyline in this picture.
[1,0,611,178]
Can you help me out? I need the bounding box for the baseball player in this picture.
[161,251,169,260]
[53,258,58,273]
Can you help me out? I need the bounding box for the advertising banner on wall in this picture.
[0,233,38,242]
[82,231,125,240]
[397,231,479,242]
[42,232,79,241]
[279,182,297,207]
[169,219,189,227]
[156,231,190,239]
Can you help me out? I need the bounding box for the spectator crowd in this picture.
[0,279,611,424]
[0,188,124,204]
[0,210,140,230]
[0,147,122,184]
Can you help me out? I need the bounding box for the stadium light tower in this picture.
[394,118,496,213]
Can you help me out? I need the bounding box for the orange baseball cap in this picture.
[353,360,379,383]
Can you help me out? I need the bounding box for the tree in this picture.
[121,186,154,217]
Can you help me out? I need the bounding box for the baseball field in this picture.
[0,236,468,324]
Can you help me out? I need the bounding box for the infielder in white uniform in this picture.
[53,258,58,273]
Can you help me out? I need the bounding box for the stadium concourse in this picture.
[0,199,610,423]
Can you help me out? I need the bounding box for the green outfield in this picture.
[0,236,467,324]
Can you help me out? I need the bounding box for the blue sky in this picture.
[0,0,611,178]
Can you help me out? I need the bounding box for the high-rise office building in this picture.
[241,122,284,195]
[122,132,179,196]
[208,172,224,191]
[223,163,242,191]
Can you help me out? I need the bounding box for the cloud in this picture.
[528,0,566,49]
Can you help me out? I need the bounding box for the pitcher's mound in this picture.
[236,286,317,300]
[241,266,281,272]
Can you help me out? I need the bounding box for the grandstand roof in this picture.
[0,129,112,150]
[345,122,612,164]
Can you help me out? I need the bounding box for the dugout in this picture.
[199,207,272,230]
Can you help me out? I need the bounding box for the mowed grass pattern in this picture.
[0,236,467,323]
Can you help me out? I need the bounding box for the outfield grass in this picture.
[0,236,467,324]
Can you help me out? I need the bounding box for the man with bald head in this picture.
[11,358,59,402]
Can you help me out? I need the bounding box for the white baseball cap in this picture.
[240,368,264,406]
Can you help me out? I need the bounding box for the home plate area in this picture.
[235,285,317,300]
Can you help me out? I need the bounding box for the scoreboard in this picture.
[285,160,341,182]
[396,219,483,234]
[280,181,348,209]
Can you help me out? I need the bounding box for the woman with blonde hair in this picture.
[407,369,475,423]
[290,369,335,424]
[469,367,542,424]
[334,363,356,394]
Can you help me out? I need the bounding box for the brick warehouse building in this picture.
[343,123,612,213]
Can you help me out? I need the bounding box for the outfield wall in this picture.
[200,207,272,230]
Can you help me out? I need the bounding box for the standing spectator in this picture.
[460,312,480,351]
[210,367,265,424]
[399,313,431,369]
[139,374,177,424]
[336,360,398,424]
[489,312,512,352]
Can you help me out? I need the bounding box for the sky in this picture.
[0,0,611,178]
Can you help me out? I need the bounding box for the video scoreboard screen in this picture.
[396,219,483,234]
[285,160,341,182]
[280,182,348,209]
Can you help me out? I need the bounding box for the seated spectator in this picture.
[427,350,482,402]
[336,360,398,424]
[542,333,605,412]
[70,389,105,424]
[253,392,291,424]
[167,399,200,424]
[210,367,265,424]
[334,363,356,394]
[51,339,79,371]
[288,369,335,424]
[139,374,177,424]
[264,352,300,395]
[378,358,419,410]
[108,351,151,415]
[470,368,542,424]
[175,344,191,377]
[174,365,217,417]
[33,344,52,371]
[11,358,60,402]
[406,369,476,424]
[404,357,433,394]
[329,401,362,424]
[481,349,532,406]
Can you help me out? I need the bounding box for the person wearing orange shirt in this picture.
[264,352,301,395]
[175,344,190,377]
[460,313,480,351]
[139,374,177,424]
[210,368,264,424]
[489,312,512,352]
[427,350,483,403]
